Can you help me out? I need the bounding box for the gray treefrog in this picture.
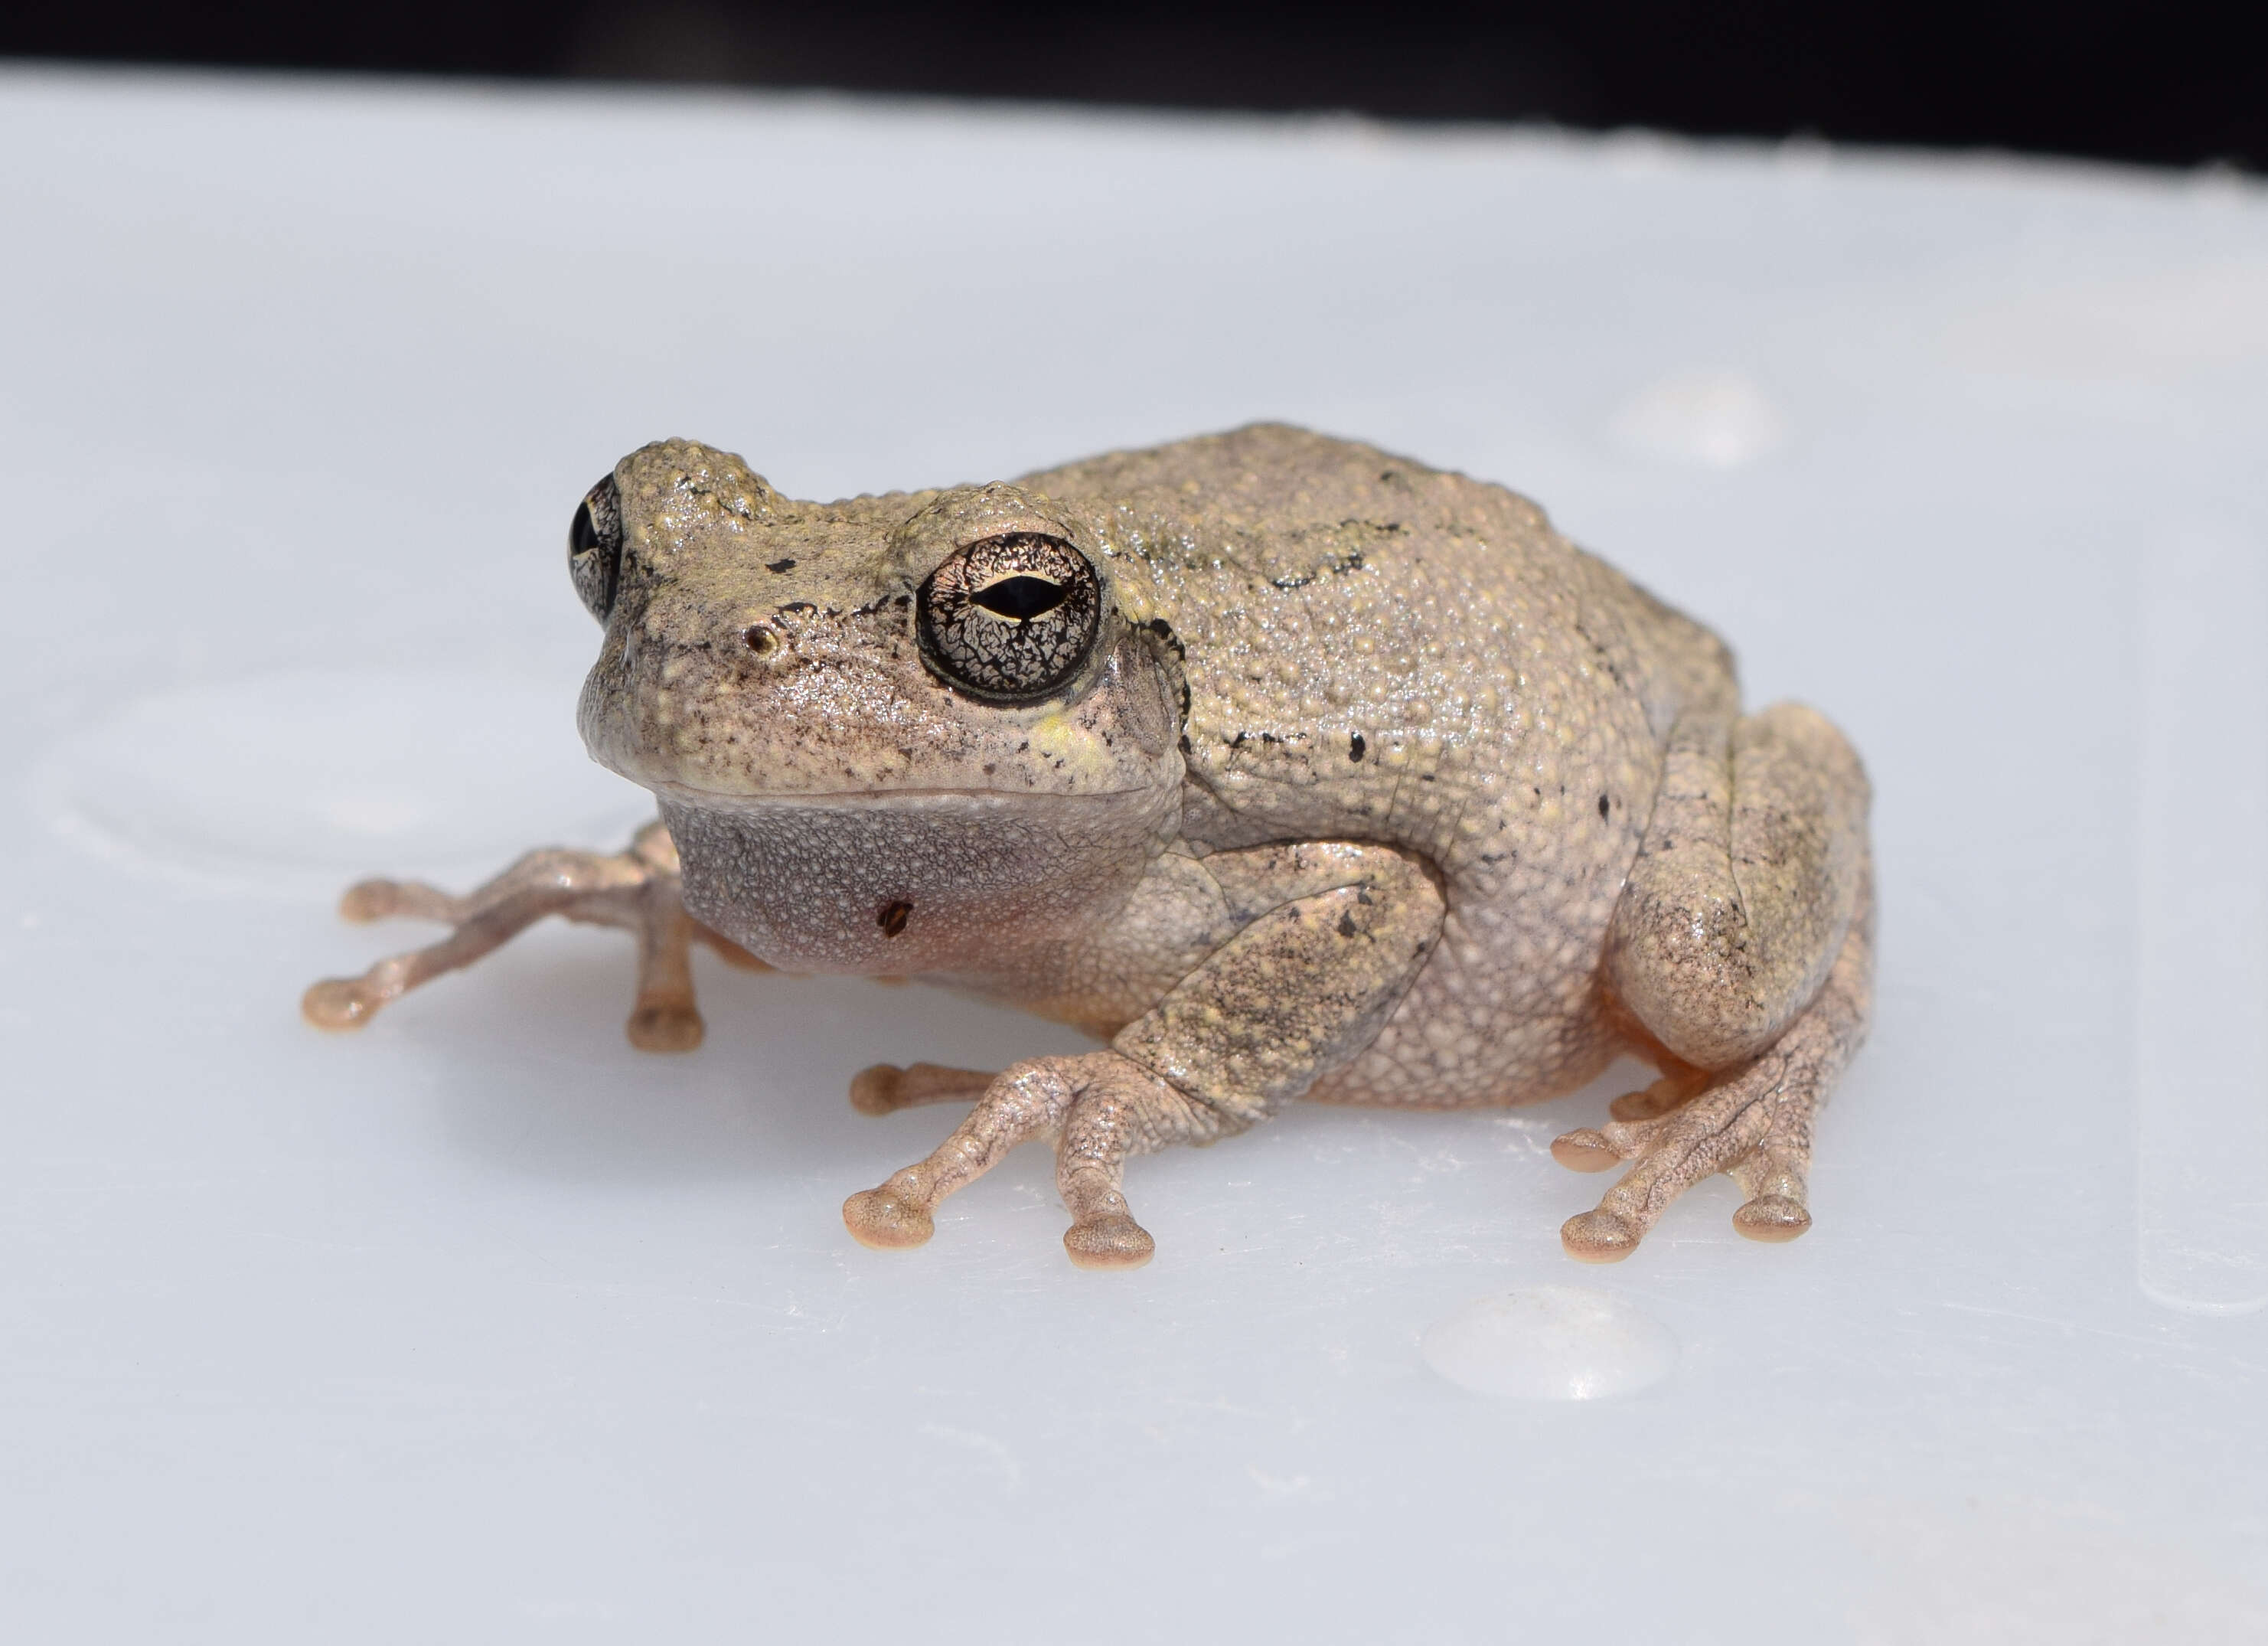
[305,425,1872,1269]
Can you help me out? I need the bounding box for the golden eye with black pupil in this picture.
[568,473,623,623]
[916,531,1101,702]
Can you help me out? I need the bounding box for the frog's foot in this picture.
[842,1050,1225,1269]
[1552,891,1872,1262]
[1550,1050,1814,1261]
[302,821,765,1052]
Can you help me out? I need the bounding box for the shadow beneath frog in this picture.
[390,922,1095,1188]
[383,922,1655,1226]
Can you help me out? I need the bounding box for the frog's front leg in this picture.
[1555,703,1873,1261]
[301,821,766,1052]
[842,841,1445,1269]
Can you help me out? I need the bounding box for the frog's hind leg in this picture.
[1555,703,1874,1261]
[302,821,762,1052]
[1554,864,1872,1258]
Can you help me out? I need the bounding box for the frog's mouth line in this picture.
[642,776,1162,810]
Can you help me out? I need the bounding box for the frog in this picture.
[304,423,1873,1270]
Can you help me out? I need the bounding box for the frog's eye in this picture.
[568,474,623,623]
[916,532,1102,703]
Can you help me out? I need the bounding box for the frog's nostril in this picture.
[742,625,778,657]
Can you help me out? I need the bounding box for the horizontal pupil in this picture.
[971,574,1065,621]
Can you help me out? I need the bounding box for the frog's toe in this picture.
[301,976,380,1030]
[843,1174,938,1249]
[1605,1065,1712,1123]
[1549,1128,1622,1172]
[338,877,462,923]
[847,1062,995,1115]
[1560,1209,1643,1263]
[1732,1193,1812,1243]
[338,880,399,923]
[1063,1211,1156,1270]
[848,1066,903,1115]
[626,1000,703,1053]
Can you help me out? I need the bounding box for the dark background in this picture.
[8,1,2264,171]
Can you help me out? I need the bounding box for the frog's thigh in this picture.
[1558,861,1873,1259]
[1607,703,1870,1070]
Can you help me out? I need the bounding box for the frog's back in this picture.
[1024,423,1738,1105]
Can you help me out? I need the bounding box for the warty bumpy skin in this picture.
[307,423,1873,1269]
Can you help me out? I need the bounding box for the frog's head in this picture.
[568,439,1186,975]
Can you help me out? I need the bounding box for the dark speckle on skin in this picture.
[1599,793,1611,819]
[767,558,798,573]
[1336,911,1358,939]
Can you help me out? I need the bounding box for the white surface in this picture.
[34,669,653,896]
[3,67,2266,1644]
[2138,529,2268,1315]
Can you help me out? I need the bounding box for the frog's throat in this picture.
[653,787,1176,975]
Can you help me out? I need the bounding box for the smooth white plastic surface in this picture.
[3,67,2266,1643]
